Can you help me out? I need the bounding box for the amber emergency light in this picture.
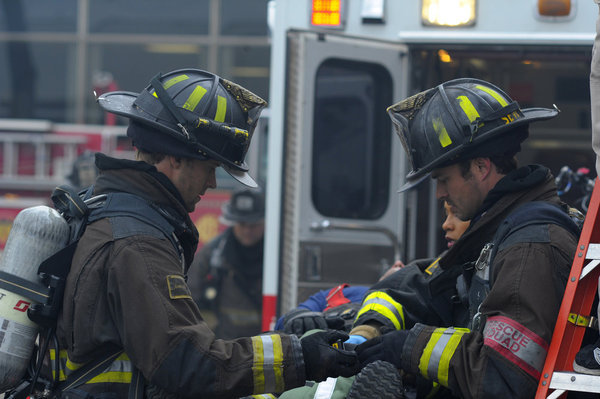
[537,0,571,17]
[311,0,343,28]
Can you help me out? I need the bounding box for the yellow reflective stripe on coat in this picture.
[251,335,285,394]
[356,291,405,330]
[418,327,469,387]
[50,349,132,384]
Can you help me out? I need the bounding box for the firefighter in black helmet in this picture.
[52,69,358,399]
[350,78,580,398]
[187,187,266,339]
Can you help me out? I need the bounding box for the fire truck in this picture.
[261,0,598,333]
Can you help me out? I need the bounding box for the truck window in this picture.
[311,59,392,220]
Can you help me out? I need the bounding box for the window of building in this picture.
[311,59,392,220]
[85,43,209,124]
[89,0,210,35]
[0,42,74,121]
[220,0,269,36]
[0,0,77,32]
[218,45,270,101]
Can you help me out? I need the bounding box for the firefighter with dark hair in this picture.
[50,68,359,398]
[347,78,580,398]
[187,187,266,339]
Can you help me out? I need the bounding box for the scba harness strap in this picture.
[465,201,582,331]
[9,185,186,399]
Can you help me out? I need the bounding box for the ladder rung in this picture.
[586,243,600,260]
[548,372,600,393]
[581,259,600,280]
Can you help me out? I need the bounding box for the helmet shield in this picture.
[97,69,266,187]
[388,78,558,191]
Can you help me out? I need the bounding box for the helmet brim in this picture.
[222,164,258,188]
[397,172,430,193]
[97,91,253,176]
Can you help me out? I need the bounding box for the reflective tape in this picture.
[163,74,189,89]
[183,85,208,112]
[483,315,548,379]
[251,335,285,394]
[456,95,480,122]
[215,95,227,122]
[356,291,405,330]
[419,327,469,387]
[152,74,189,98]
[475,85,508,107]
[432,117,452,147]
[314,377,338,399]
[50,349,132,385]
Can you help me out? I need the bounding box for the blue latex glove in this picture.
[343,334,367,350]
[345,335,367,345]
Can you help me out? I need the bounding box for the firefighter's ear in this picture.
[167,155,183,169]
[471,157,492,180]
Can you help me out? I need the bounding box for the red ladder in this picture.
[536,178,600,398]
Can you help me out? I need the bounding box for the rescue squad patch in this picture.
[166,275,192,299]
[483,315,548,379]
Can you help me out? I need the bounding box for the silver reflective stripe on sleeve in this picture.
[251,335,285,393]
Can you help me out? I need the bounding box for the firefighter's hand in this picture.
[356,330,409,369]
[282,308,328,336]
[300,330,360,382]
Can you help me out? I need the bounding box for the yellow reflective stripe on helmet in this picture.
[432,117,452,148]
[215,95,227,122]
[163,74,189,89]
[356,291,405,330]
[183,85,208,111]
[456,96,480,123]
[152,74,189,98]
[419,327,469,387]
[475,85,508,107]
[251,335,285,394]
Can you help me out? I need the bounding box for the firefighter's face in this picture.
[442,201,470,248]
[233,220,265,247]
[168,157,219,212]
[432,161,486,222]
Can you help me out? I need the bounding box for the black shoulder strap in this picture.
[488,201,581,282]
[496,201,581,243]
[466,201,582,330]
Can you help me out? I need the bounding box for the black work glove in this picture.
[282,308,328,336]
[300,330,360,382]
[356,330,409,369]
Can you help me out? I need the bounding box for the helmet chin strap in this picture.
[149,73,191,139]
